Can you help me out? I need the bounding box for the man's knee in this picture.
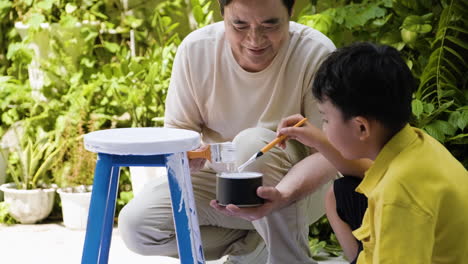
[118,202,174,255]
[233,127,276,163]
[118,204,148,254]
[325,183,335,214]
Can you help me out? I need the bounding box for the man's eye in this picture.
[262,24,279,31]
[234,25,248,31]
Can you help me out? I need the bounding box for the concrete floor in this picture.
[0,222,225,264]
[0,222,347,264]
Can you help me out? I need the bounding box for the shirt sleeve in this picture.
[370,203,434,263]
[164,43,204,133]
[302,41,335,129]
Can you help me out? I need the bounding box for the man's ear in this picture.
[352,116,371,141]
[217,0,224,16]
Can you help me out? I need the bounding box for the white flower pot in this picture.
[0,183,56,224]
[57,186,92,230]
[0,145,9,201]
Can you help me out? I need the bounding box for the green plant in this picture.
[0,202,17,225]
[53,117,96,188]
[0,0,15,76]
[7,125,62,190]
[190,0,214,29]
[411,0,468,166]
[0,76,35,138]
[309,215,342,258]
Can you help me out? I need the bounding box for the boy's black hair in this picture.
[218,0,295,16]
[312,42,415,133]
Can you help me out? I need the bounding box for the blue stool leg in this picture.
[165,152,205,264]
[82,153,121,264]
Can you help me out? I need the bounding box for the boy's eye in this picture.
[322,119,328,124]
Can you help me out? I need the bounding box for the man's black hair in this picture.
[218,0,295,16]
[312,42,415,133]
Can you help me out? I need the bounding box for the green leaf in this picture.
[401,15,432,33]
[458,111,468,130]
[383,0,392,8]
[0,0,12,20]
[103,42,120,53]
[412,99,424,118]
[443,46,467,67]
[343,4,386,29]
[447,25,468,34]
[427,120,458,139]
[37,0,54,11]
[423,103,435,114]
[65,3,77,14]
[446,36,468,50]
[300,14,334,35]
[424,123,445,142]
[124,15,143,29]
[192,5,204,25]
[27,13,46,28]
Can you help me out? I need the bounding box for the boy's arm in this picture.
[278,114,372,177]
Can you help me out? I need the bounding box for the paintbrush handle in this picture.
[187,146,211,161]
[260,118,307,153]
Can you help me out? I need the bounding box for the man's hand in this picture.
[188,145,209,173]
[209,186,288,221]
[277,114,327,149]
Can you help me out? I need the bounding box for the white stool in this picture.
[81,127,205,264]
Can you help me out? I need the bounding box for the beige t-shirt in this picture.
[165,21,335,144]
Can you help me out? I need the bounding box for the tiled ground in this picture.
[0,223,347,264]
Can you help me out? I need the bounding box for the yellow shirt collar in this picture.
[356,124,418,196]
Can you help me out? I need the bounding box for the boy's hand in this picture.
[277,114,327,149]
[209,186,287,221]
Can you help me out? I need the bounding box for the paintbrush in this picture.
[187,142,236,163]
[237,117,308,172]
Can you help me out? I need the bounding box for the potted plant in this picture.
[54,107,96,230]
[0,126,62,224]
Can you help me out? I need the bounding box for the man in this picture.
[119,0,337,263]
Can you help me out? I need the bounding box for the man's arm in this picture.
[210,151,336,221]
[164,43,203,132]
[164,43,207,171]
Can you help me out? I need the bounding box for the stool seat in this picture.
[84,127,200,155]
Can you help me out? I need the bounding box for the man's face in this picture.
[223,0,290,72]
[318,99,364,160]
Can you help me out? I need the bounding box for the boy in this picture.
[278,42,468,263]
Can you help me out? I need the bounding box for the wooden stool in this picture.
[81,127,205,264]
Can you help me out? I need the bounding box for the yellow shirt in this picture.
[353,125,468,263]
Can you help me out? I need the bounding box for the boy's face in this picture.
[223,0,290,72]
[318,99,365,160]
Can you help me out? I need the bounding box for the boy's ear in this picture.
[352,116,371,141]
